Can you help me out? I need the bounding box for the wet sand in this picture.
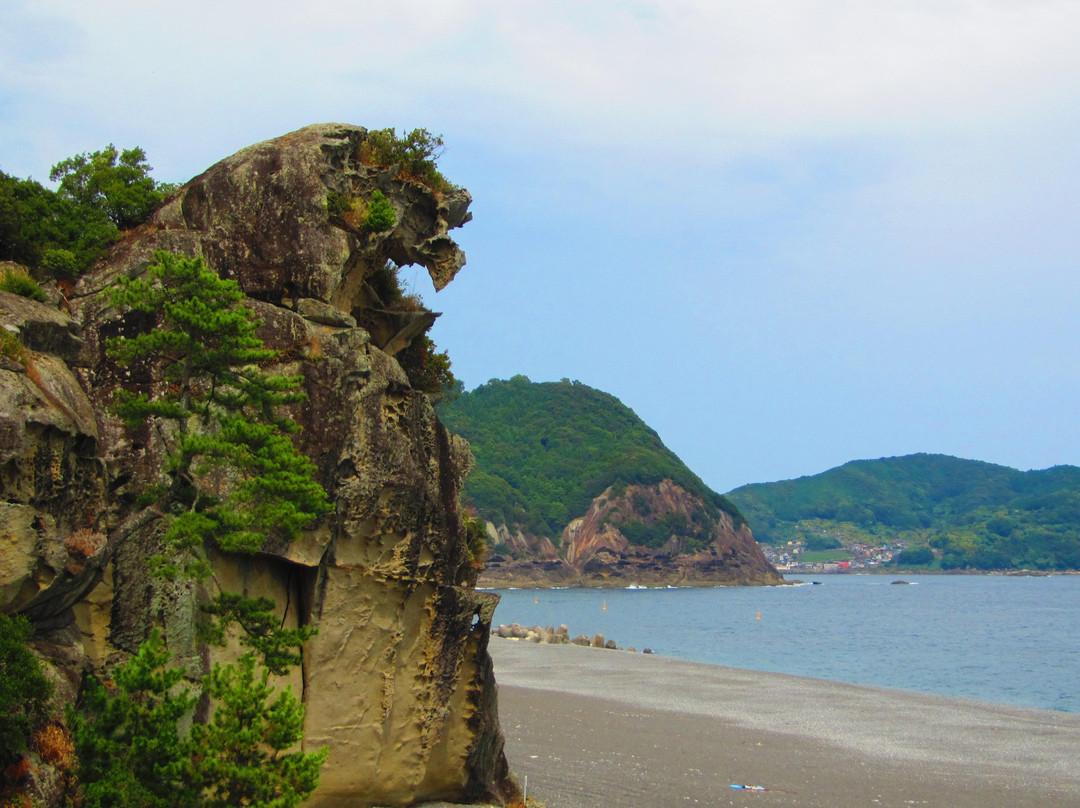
[490,639,1080,808]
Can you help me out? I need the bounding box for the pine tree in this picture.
[69,632,197,808]
[73,251,330,805]
[71,633,326,808]
[71,251,334,803]
[191,654,327,808]
[105,250,330,579]
[0,613,53,769]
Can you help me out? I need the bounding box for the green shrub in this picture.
[362,190,396,232]
[804,535,842,551]
[325,190,352,218]
[398,335,457,401]
[620,513,697,551]
[0,613,53,767]
[464,515,488,569]
[0,268,48,302]
[367,261,404,306]
[41,248,79,279]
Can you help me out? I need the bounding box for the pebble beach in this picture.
[489,639,1080,808]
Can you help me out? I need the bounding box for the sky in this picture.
[3,1,1080,493]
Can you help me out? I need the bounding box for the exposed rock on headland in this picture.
[479,480,782,588]
[1,124,514,807]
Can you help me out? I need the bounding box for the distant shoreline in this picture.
[479,567,1080,589]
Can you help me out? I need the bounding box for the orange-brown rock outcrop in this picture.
[478,480,782,588]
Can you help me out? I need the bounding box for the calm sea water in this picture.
[488,574,1080,712]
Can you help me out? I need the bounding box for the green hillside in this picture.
[727,454,1080,570]
[437,376,743,540]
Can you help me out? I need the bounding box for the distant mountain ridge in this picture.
[438,376,779,586]
[726,453,1080,570]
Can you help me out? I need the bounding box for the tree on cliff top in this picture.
[1,145,173,279]
[50,145,175,230]
[358,128,454,193]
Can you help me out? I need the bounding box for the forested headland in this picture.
[728,453,1080,571]
[438,375,744,545]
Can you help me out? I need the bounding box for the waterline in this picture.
[489,574,1080,712]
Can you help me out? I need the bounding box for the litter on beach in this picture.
[730,783,794,793]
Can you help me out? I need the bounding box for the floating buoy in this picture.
[602,600,607,611]
[756,609,761,621]
[534,595,538,604]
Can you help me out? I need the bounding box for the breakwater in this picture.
[492,622,652,653]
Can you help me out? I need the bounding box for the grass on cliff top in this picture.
[0,266,48,301]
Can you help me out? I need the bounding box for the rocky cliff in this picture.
[0,124,515,807]
[478,480,781,588]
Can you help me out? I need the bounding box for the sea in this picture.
[487,574,1080,713]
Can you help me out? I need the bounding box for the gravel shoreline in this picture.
[490,639,1080,808]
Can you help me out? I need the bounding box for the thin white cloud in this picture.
[9,1,1078,168]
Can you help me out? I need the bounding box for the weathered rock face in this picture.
[478,480,782,588]
[1,291,105,619]
[1,124,515,807]
[484,522,560,560]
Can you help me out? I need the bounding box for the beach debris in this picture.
[730,783,795,794]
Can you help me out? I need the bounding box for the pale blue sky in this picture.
[3,1,1079,492]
